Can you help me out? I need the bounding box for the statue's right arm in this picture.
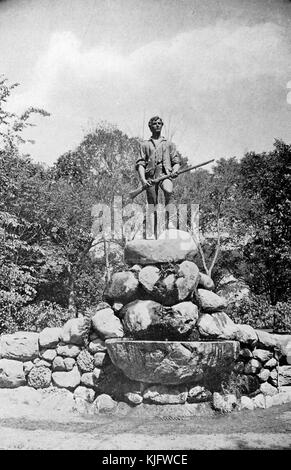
[137,165,151,186]
[136,143,151,186]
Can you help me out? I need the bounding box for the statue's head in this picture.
[148,116,164,131]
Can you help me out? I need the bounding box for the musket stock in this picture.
[129,158,215,200]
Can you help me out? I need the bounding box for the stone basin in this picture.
[105,339,240,386]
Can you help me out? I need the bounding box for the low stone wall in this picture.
[0,319,290,414]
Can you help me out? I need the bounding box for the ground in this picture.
[0,401,290,450]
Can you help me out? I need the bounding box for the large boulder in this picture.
[138,266,160,293]
[122,300,198,340]
[197,312,239,340]
[91,308,124,339]
[104,271,139,304]
[176,261,199,301]
[122,300,162,337]
[138,261,199,306]
[279,366,291,386]
[61,318,86,345]
[256,330,278,350]
[0,332,39,361]
[52,366,81,390]
[234,324,258,347]
[106,339,240,385]
[197,289,227,312]
[0,359,26,388]
[124,230,198,265]
[39,327,61,349]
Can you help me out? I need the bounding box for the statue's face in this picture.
[149,118,163,133]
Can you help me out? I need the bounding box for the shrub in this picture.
[272,301,291,333]
[227,295,291,332]
[0,301,73,334]
[227,294,274,329]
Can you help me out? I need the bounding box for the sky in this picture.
[1,0,291,165]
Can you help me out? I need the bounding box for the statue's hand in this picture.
[170,169,179,178]
[143,179,152,187]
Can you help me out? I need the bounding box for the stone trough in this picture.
[106,339,240,386]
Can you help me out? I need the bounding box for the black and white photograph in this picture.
[0,0,290,452]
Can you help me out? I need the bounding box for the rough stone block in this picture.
[0,332,39,361]
[0,359,26,388]
[39,327,61,349]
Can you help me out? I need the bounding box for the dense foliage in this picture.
[0,77,290,333]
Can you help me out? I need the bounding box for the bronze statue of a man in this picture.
[135,116,180,236]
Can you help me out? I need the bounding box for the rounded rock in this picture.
[244,359,262,374]
[61,318,86,346]
[94,394,117,413]
[52,366,81,391]
[94,352,106,368]
[240,395,255,411]
[0,332,39,362]
[198,289,227,313]
[39,327,61,349]
[40,349,57,362]
[253,349,273,363]
[198,273,215,291]
[91,308,124,339]
[88,339,107,354]
[27,366,52,389]
[257,369,271,382]
[74,385,95,403]
[0,359,26,388]
[63,357,75,371]
[52,356,65,371]
[76,350,94,373]
[260,382,278,396]
[56,344,81,358]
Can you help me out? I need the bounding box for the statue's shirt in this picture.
[136,137,180,177]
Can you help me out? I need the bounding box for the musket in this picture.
[129,158,215,200]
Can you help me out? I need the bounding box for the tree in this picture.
[175,158,241,279]
[0,76,49,152]
[238,140,291,304]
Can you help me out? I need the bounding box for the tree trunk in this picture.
[67,264,77,317]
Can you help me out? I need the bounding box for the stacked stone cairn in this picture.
[0,230,291,415]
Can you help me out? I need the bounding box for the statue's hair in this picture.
[148,116,164,128]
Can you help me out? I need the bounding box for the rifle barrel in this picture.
[129,158,215,199]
